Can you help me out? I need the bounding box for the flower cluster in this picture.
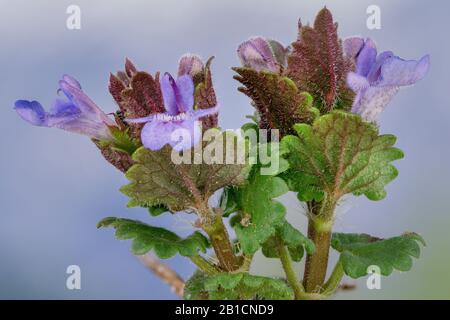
[13,7,431,301]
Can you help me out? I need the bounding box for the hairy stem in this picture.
[203,213,241,271]
[303,196,336,292]
[277,239,305,300]
[303,225,332,292]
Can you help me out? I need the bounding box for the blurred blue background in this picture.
[1,0,449,299]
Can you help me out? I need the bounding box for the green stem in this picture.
[176,165,240,272]
[276,240,305,300]
[190,255,221,275]
[321,261,344,296]
[303,196,336,293]
[203,212,240,271]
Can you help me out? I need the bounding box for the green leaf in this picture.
[184,271,209,300]
[232,169,289,254]
[262,221,315,262]
[97,217,210,258]
[286,7,355,112]
[121,131,252,212]
[109,127,141,155]
[218,186,240,218]
[148,204,169,217]
[224,142,290,254]
[281,111,404,202]
[205,273,294,300]
[279,169,324,202]
[233,67,317,136]
[331,232,426,279]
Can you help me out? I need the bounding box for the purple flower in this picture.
[15,75,116,140]
[127,73,219,151]
[345,37,430,121]
[237,37,289,73]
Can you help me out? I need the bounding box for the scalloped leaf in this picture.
[233,67,317,136]
[202,273,294,300]
[97,217,210,258]
[281,111,404,202]
[262,221,315,262]
[121,131,252,212]
[331,232,426,278]
[230,143,289,254]
[286,7,354,112]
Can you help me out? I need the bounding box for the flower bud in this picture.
[237,37,287,73]
[178,54,205,78]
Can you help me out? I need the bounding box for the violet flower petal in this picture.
[175,75,194,113]
[160,73,178,115]
[140,118,201,151]
[14,100,47,126]
[343,37,364,59]
[355,39,377,77]
[378,55,430,87]
[366,51,394,83]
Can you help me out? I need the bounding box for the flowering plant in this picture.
[15,8,429,300]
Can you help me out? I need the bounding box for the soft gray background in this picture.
[0,0,448,299]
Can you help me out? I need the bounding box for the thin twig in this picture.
[137,254,185,297]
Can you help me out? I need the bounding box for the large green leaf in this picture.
[185,272,294,300]
[121,131,252,212]
[281,111,404,202]
[331,232,426,279]
[97,217,210,258]
[262,221,315,262]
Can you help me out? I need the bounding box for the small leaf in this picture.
[286,7,355,112]
[121,131,252,212]
[97,217,210,258]
[331,232,426,279]
[262,221,315,262]
[233,67,317,136]
[204,273,294,300]
[281,111,404,202]
[109,126,141,155]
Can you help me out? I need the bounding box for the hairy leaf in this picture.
[281,111,404,202]
[262,221,315,262]
[97,217,210,258]
[233,67,317,136]
[286,8,355,112]
[109,62,165,139]
[121,132,252,212]
[204,273,294,300]
[331,232,426,278]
